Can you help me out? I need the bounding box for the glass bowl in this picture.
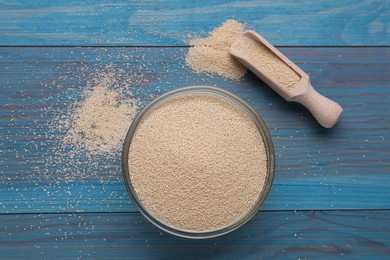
[122,86,275,239]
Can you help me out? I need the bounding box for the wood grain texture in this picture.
[0,211,389,259]
[0,0,389,46]
[1,47,389,214]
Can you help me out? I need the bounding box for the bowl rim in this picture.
[121,86,275,239]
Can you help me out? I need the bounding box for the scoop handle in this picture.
[293,83,343,128]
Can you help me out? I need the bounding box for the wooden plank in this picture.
[0,210,389,258]
[0,47,389,214]
[0,0,389,46]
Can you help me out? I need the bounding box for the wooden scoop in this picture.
[230,30,343,128]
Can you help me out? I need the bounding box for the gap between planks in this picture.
[0,45,390,48]
[0,209,389,216]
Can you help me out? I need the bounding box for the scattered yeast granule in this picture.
[49,63,143,170]
[128,94,268,232]
[186,20,247,80]
[231,34,301,89]
[63,83,139,155]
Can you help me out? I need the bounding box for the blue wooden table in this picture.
[1,1,389,259]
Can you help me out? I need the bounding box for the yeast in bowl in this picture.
[122,86,274,239]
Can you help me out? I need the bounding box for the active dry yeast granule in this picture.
[186,19,301,88]
[63,81,139,155]
[128,94,268,232]
[186,20,247,80]
[45,63,144,183]
[231,34,301,89]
